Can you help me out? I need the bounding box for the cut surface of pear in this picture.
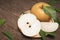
[18,13,41,37]
[41,22,58,32]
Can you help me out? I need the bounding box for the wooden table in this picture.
[0,0,60,40]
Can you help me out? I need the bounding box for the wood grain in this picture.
[0,0,60,40]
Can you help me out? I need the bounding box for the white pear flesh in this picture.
[41,22,59,32]
[18,13,41,37]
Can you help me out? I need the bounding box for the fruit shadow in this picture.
[47,35,55,39]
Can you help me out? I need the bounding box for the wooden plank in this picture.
[0,0,60,40]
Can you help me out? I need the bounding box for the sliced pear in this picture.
[18,10,58,38]
[41,22,59,32]
[18,13,41,37]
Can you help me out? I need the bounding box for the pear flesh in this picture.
[18,13,41,37]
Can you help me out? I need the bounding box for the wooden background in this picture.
[0,0,60,40]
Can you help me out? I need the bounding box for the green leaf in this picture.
[55,8,60,13]
[49,0,57,5]
[39,30,46,40]
[0,19,5,26]
[43,6,57,21]
[2,31,14,40]
[40,30,56,40]
[46,32,56,36]
[43,6,60,28]
[49,0,60,5]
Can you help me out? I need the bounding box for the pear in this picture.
[22,10,58,37]
[41,22,59,32]
[31,2,51,22]
[18,13,41,37]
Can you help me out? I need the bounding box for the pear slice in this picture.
[41,22,58,32]
[18,13,41,37]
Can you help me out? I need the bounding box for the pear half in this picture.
[18,13,41,37]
